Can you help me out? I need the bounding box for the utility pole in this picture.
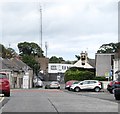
[45,42,48,57]
[40,5,42,56]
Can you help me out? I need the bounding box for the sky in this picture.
[0,0,119,61]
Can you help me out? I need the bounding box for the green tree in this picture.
[7,48,17,57]
[17,42,44,75]
[97,42,120,53]
[22,55,40,75]
[75,55,80,60]
[0,44,12,58]
[18,42,44,57]
[49,56,65,63]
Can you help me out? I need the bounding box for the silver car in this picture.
[45,81,60,89]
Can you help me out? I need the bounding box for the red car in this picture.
[107,80,120,94]
[0,72,10,97]
[65,80,78,90]
[114,88,120,100]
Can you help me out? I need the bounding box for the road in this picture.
[0,88,119,113]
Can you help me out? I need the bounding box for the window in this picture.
[51,65,57,70]
[62,66,66,70]
[88,81,96,84]
[0,73,7,79]
[80,81,88,85]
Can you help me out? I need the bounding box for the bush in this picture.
[64,69,95,83]
[94,76,107,81]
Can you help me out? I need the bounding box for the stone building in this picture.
[0,57,33,88]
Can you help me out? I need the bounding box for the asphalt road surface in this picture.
[1,88,119,113]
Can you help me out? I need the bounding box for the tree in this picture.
[18,42,44,57]
[49,56,65,63]
[75,55,80,60]
[0,44,12,58]
[17,42,44,75]
[22,55,40,75]
[7,48,17,57]
[97,42,120,53]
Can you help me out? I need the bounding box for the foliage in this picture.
[7,48,17,57]
[97,42,120,53]
[64,69,95,83]
[22,55,40,75]
[0,44,13,58]
[18,42,44,57]
[17,42,44,75]
[94,76,107,81]
[49,56,65,63]
[75,55,80,60]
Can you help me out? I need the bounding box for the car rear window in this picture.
[73,81,79,84]
[0,73,7,79]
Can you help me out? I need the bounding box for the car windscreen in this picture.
[0,73,7,79]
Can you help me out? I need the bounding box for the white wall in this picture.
[48,63,74,73]
[113,59,120,80]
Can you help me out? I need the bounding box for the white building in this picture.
[74,51,95,69]
[113,58,120,80]
[48,63,74,81]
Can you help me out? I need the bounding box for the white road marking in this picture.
[0,97,4,103]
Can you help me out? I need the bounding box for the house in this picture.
[74,51,95,69]
[0,57,33,88]
[48,51,95,82]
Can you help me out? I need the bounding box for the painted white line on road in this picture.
[0,97,4,103]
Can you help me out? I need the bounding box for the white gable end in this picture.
[74,60,94,69]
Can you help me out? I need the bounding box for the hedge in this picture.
[64,69,95,83]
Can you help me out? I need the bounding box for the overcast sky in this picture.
[0,0,119,60]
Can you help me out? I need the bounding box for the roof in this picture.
[74,58,95,69]
[0,57,32,72]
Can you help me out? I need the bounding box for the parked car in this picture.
[33,78,43,88]
[114,88,120,100]
[0,72,10,97]
[65,80,78,90]
[45,81,60,89]
[70,80,102,92]
[107,80,120,94]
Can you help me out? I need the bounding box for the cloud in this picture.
[0,0,119,60]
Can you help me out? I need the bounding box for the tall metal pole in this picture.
[45,42,48,57]
[40,6,42,55]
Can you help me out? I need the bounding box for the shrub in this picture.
[64,69,95,83]
[94,76,107,81]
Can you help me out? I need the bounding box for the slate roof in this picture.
[87,58,96,68]
[0,57,31,71]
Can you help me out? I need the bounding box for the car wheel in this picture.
[94,87,100,92]
[108,90,113,94]
[114,89,120,100]
[74,87,80,92]
[114,95,120,100]
[4,92,10,97]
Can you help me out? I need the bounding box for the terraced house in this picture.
[0,57,33,88]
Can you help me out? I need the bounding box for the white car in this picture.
[70,80,102,92]
[33,78,43,88]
